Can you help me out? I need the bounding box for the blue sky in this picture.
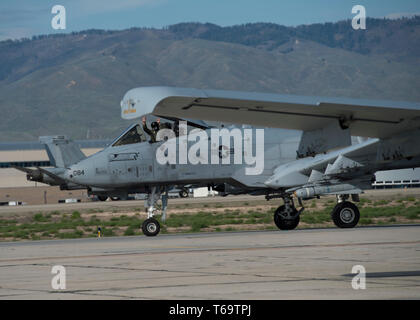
[1,0,420,40]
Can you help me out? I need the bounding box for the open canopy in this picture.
[111,124,147,147]
[120,86,420,138]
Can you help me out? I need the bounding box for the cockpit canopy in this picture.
[112,124,147,147]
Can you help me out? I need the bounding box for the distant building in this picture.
[374,169,420,189]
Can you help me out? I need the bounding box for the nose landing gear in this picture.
[142,218,161,237]
[142,186,169,236]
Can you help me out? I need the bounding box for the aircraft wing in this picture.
[158,115,212,130]
[121,86,420,138]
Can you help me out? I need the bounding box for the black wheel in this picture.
[179,189,189,198]
[142,218,161,236]
[97,195,108,201]
[331,201,360,228]
[274,205,300,230]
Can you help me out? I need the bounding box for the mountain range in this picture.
[0,17,419,141]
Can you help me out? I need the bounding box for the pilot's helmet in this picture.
[151,122,159,131]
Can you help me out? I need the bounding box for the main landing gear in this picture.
[273,195,303,230]
[331,195,360,228]
[142,186,168,236]
[270,193,360,231]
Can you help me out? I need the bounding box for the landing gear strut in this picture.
[273,195,302,230]
[331,195,360,228]
[142,186,169,236]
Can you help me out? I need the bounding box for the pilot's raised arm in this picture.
[142,116,160,143]
[142,116,153,136]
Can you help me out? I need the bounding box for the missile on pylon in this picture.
[294,184,361,199]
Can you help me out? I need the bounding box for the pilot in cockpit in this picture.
[142,116,178,143]
[142,116,162,143]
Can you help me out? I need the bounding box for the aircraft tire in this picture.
[179,189,189,198]
[97,195,108,201]
[331,201,360,228]
[142,218,161,236]
[274,205,300,230]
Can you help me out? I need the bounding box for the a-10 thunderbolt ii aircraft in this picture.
[61,86,420,236]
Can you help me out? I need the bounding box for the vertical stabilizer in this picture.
[39,136,86,168]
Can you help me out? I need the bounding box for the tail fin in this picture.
[39,136,86,168]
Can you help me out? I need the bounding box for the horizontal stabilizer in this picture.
[36,166,66,183]
[11,165,35,174]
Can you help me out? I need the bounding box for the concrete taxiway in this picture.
[0,225,419,299]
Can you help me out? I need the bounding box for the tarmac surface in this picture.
[0,225,419,299]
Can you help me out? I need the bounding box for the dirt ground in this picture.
[0,187,419,241]
[1,185,420,206]
[0,186,89,205]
